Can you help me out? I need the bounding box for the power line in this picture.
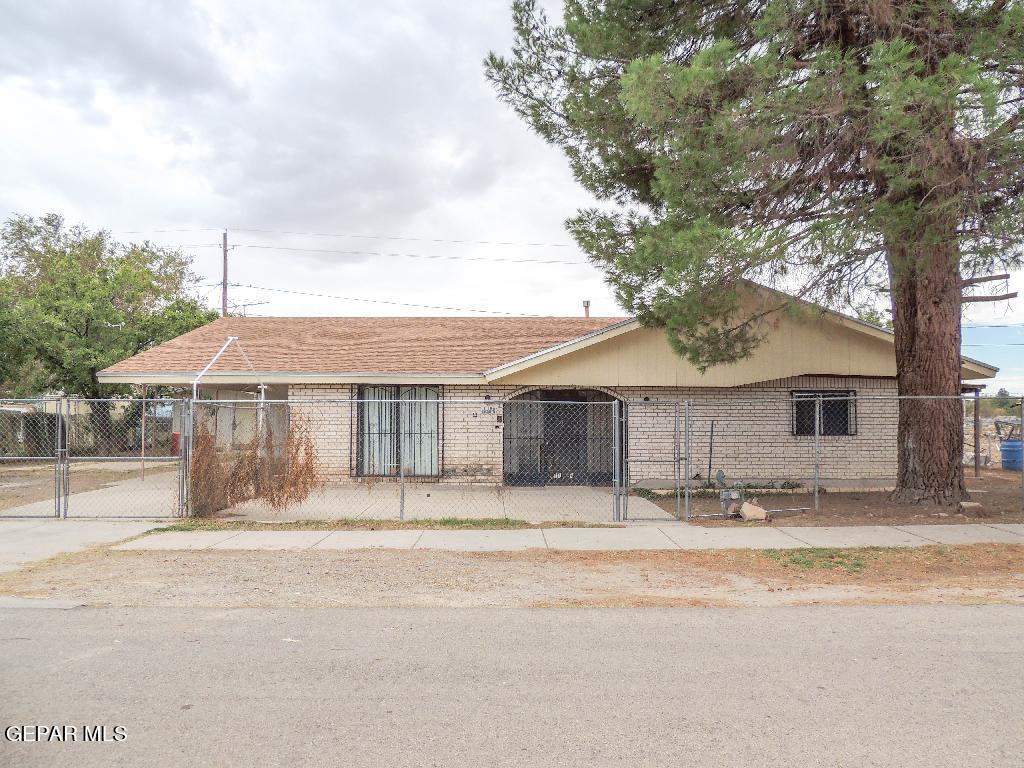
[229,282,540,316]
[962,343,1024,347]
[113,226,575,249]
[229,227,575,249]
[115,228,222,234]
[168,244,222,248]
[232,244,589,266]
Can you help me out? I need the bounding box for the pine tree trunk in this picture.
[887,242,968,505]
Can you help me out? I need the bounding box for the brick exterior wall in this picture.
[615,377,899,484]
[286,377,899,486]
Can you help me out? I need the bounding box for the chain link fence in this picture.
[186,399,633,523]
[0,398,64,518]
[1,394,1021,521]
[0,398,187,519]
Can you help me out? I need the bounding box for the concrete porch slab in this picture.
[314,530,422,550]
[414,529,546,552]
[777,525,930,548]
[895,524,1024,545]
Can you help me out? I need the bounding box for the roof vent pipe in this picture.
[583,300,590,318]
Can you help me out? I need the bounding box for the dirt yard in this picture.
[1,543,1020,608]
[647,470,1024,526]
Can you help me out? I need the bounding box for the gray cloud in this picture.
[0,0,237,103]
[0,0,614,318]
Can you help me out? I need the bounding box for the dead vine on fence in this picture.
[189,419,324,516]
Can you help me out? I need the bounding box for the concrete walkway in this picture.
[113,522,1024,553]
[1,476,671,523]
[0,520,164,573]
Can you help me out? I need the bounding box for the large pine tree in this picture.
[486,0,1023,503]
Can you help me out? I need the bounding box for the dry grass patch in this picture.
[473,544,1024,588]
[0,544,1020,609]
[684,543,1024,588]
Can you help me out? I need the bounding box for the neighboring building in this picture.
[97,307,997,485]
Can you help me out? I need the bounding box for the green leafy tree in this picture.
[1,214,217,444]
[992,386,1015,411]
[486,0,1024,503]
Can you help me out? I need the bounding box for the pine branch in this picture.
[960,273,1010,287]
[961,292,1018,303]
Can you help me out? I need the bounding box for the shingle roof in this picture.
[102,316,629,376]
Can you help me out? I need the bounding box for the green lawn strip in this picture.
[761,544,988,576]
[145,518,624,533]
[763,546,884,575]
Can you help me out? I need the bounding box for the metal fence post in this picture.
[813,395,821,512]
[622,402,630,521]
[673,401,681,520]
[399,452,405,521]
[52,398,62,518]
[1020,395,1024,512]
[180,399,192,518]
[973,389,982,479]
[399,397,406,521]
[683,400,691,521]
[612,399,621,522]
[64,399,71,519]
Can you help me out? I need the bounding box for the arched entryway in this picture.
[502,389,625,486]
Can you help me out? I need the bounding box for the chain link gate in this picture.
[0,398,64,518]
[60,398,188,518]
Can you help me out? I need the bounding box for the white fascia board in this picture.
[755,283,999,377]
[484,319,640,381]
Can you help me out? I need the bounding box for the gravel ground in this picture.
[1,544,1021,608]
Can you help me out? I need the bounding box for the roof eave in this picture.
[96,371,489,386]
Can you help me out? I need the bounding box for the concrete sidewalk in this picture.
[113,522,1024,553]
[0,520,164,573]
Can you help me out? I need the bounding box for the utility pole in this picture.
[221,229,229,317]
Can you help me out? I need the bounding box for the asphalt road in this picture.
[1,605,1021,767]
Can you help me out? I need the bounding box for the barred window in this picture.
[357,386,440,476]
[791,391,857,436]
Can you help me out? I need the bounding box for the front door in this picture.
[542,402,589,485]
[502,391,620,486]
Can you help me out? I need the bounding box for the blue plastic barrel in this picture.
[1002,440,1023,471]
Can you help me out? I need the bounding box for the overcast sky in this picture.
[0,0,1021,391]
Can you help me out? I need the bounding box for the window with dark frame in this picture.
[357,385,440,477]
[791,391,857,436]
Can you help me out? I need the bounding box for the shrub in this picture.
[188,418,324,516]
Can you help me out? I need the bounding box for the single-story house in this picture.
[97,304,996,486]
